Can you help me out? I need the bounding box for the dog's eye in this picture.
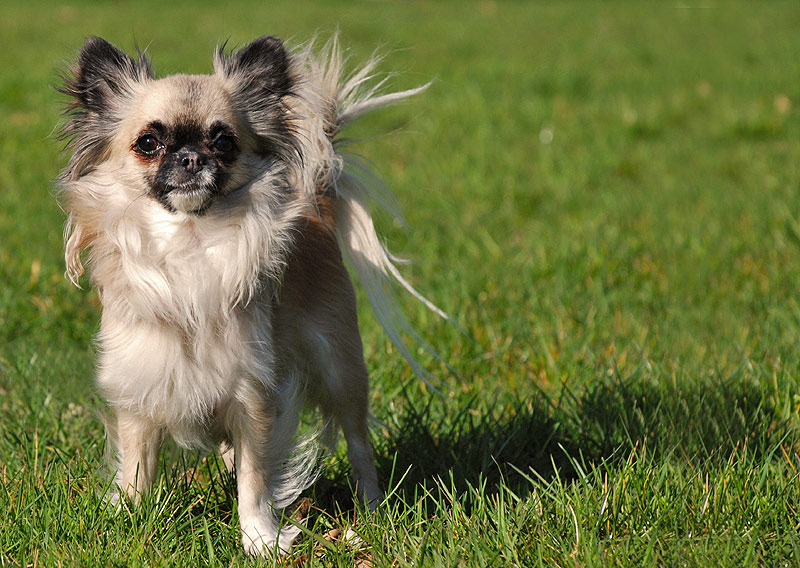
[136,134,161,155]
[212,135,236,154]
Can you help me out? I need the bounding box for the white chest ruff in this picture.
[93,199,287,447]
[98,311,259,446]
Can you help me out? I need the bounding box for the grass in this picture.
[3,0,800,566]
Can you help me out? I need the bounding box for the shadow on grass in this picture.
[313,368,789,512]
[310,384,575,513]
[568,369,784,462]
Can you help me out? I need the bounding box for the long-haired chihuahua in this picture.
[57,35,443,555]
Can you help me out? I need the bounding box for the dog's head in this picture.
[60,36,298,214]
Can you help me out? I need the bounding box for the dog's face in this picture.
[111,76,242,213]
[60,36,297,215]
[122,76,244,213]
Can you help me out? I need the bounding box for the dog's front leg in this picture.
[114,408,164,502]
[230,393,301,556]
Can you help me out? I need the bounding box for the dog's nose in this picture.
[180,151,207,174]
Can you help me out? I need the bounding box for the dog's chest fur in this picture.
[91,183,300,446]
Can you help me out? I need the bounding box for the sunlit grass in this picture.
[3,1,800,566]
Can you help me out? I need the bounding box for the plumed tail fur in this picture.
[298,38,449,387]
[334,171,449,387]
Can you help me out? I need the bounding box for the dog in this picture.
[57,34,443,555]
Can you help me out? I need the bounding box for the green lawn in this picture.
[3,1,800,566]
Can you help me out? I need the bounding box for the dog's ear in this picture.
[64,37,153,114]
[58,37,153,180]
[214,36,296,158]
[215,36,292,98]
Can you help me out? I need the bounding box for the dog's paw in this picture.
[241,520,301,557]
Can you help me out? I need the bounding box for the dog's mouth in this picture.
[167,182,212,195]
[152,182,218,215]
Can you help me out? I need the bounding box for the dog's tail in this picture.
[334,164,451,388]
[297,37,451,387]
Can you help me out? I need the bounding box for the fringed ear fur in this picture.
[65,37,153,112]
[213,36,298,160]
[214,35,292,98]
[58,37,153,180]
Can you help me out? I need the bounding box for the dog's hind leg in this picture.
[338,399,382,509]
[334,360,382,508]
[311,329,383,509]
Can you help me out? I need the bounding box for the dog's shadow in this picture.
[312,390,575,513]
[311,371,784,513]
